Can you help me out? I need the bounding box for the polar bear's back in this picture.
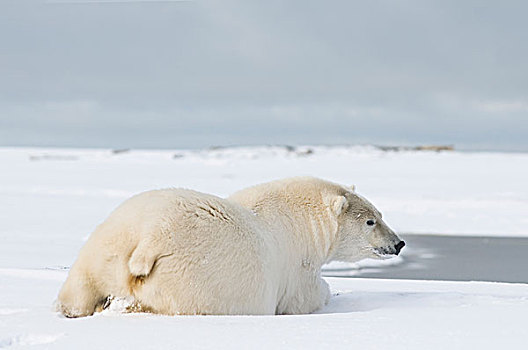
[98,188,260,242]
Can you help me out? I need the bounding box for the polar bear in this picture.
[56,177,404,317]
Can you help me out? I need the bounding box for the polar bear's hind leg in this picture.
[56,269,106,318]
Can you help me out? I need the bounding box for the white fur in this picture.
[56,177,402,317]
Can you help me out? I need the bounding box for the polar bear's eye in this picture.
[366,220,375,226]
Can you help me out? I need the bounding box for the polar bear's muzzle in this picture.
[374,240,406,256]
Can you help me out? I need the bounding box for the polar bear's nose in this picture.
[394,241,406,255]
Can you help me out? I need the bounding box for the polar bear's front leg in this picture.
[319,278,331,306]
[279,274,331,314]
[298,276,330,314]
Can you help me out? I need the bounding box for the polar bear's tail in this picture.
[127,241,173,296]
[128,242,157,277]
[128,240,172,278]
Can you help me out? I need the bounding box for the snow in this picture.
[0,146,527,348]
[323,256,405,277]
[1,268,527,349]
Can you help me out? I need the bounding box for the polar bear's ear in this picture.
[349,184,356,192]
[331,196,347,216]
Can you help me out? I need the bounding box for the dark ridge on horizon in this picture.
[8,143,528,156]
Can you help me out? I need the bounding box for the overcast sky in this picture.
[1,0,527,150]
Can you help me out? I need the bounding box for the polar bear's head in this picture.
[328,188,405,262]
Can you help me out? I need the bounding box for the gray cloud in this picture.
[1,0,527,150]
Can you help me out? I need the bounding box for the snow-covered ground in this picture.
[1,146,527,349]
[2,269,527,349]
